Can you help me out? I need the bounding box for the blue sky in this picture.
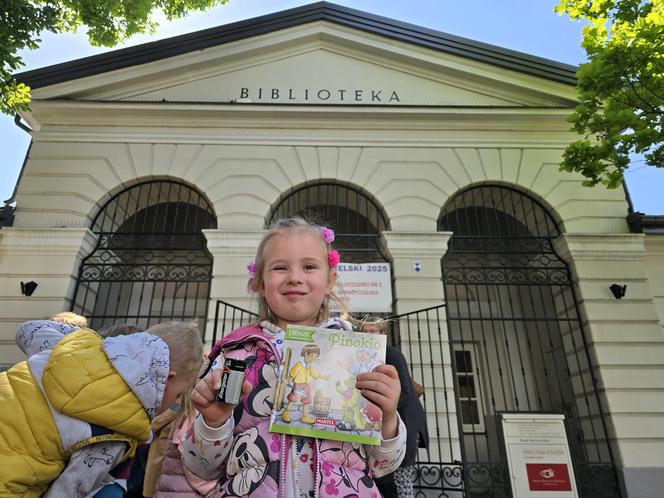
[1,0,661,213]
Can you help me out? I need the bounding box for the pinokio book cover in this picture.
[270,324,387,445]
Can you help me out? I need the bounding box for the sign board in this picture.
[333,262,392,312]
[501,413,578,498]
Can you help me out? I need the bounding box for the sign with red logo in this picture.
[501,413,578,497]
[526,463,572,491]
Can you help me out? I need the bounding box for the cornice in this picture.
[382,231,453,258]
[554,233,646,262]
[202,229,265,253]
[0,228,98,256]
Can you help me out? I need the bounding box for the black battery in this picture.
[217,358,246,404]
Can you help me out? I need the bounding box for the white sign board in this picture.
[501,413,578,498]
[333,262,392,312]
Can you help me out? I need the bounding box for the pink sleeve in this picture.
[173,415,220,495]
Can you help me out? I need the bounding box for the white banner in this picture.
[333,262,392,313]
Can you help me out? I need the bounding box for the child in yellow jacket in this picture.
[0,319,203,498]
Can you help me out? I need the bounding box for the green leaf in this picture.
[1,0,228,115]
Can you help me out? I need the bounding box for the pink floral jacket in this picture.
[182,320,406,498]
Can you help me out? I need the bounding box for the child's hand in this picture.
[191,364,252,428]
[356,364,400,439]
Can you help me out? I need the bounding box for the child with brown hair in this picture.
[0,319,203,497]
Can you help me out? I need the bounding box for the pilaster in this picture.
[381,231,452,314]
[0,227,97,365]
[202,228,264,343]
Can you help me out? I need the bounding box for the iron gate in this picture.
[71,180,217,332]
[439,185,620,498]
[386,304,465,497]
[211,299,464,496]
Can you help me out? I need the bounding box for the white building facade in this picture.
[1,4,663,497]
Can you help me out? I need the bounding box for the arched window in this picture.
[71,180,216,332]
[268,181,390,263]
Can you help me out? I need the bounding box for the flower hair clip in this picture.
[328,250,340,269]
[320,226,335,244]
[247,261,258,292]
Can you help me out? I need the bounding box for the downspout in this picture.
[622,179,643,233]
[622,178,635,215]
[1,114,34,227]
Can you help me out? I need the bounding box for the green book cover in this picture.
[270,324,387,445]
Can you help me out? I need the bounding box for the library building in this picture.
[1,3,663,498]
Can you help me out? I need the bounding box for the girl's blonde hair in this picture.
[146,321,204,381]
[248,217,345,324]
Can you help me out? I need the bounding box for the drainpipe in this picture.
[622,178,644,233]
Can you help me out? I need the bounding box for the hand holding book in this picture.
[270,325,390,445]
[356,363,400,439]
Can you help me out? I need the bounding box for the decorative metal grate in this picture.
[386,304,467,497]
[71,180,217,333]
[439,185,621,498]
[268,181,390,263]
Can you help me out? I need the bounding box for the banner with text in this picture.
[333,262,392,313]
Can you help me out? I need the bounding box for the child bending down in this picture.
[0,319,203,498]
[180,218,406,497]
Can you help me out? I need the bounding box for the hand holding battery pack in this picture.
[191,354,252,428]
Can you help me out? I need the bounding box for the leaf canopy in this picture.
[556,0,664,188]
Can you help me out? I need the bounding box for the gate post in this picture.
[381,231,452,314]
[382,231,464,466]
[554,232,664,498]
[202,228,264,345]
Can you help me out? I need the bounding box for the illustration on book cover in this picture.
[270,324,387,445]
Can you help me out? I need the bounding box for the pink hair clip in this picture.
[247,262,258,292]
[328,250,340,269]
[320,226,335,244]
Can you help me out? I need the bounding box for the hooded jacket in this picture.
[0,320,169,497]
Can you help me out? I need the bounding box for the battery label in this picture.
[217,358,246,404]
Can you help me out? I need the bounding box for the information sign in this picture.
[333,262,392,312]
[501,413,578,498]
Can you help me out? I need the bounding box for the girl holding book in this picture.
[181,217,406,497]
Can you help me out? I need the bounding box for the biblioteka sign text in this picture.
[239,87,401,103]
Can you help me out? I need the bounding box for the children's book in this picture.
[270,324,387,445]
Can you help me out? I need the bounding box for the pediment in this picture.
[30,21,578,107]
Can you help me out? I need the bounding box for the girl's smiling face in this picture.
[261,230,336,331]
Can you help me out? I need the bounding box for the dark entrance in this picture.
[268,180,390,264]
[71,180,217,332]
[439,184,620,498]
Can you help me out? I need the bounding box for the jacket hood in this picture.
[102,332,169,419]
